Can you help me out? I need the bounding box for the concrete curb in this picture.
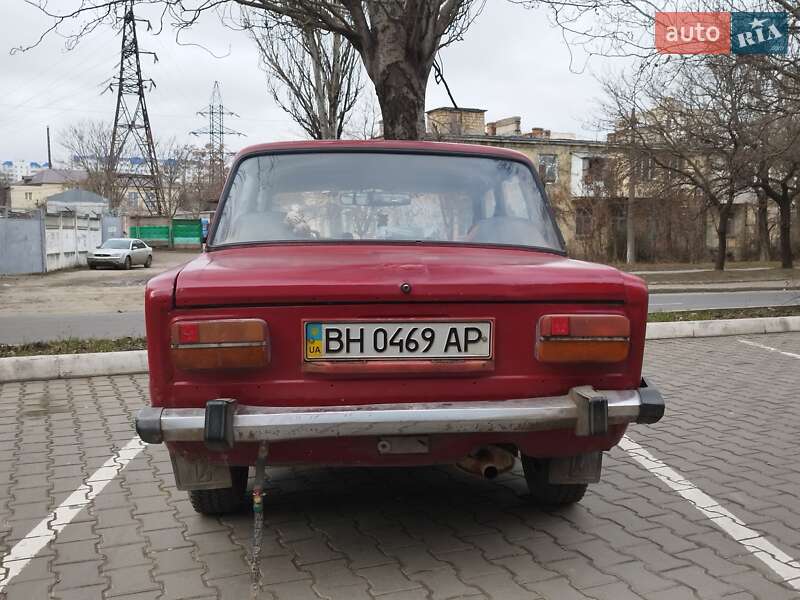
[646,316,800,340]
[0,350,147,384]
[1,316,800,383]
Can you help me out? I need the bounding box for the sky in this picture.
[0,1,622,163]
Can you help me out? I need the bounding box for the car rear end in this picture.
[135,141,664,514]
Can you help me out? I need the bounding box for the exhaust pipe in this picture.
[457,446,516,480]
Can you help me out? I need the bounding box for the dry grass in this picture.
[0,337,146,358]
[648,306,800,322]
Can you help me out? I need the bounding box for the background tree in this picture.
[61,120,127,212]
[249,15,362,139]
[158,139,197,217]
[749,107,800,268]
[26,0,486,140]
[345,91,382,140]
[602,58,758,270]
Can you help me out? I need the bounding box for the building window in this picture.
[24,192,33,201]
[634,156,656,182]
[582,156,607,186]
[576,206,593,237]
[538,154,558,183]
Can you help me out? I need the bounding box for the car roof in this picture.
[234,139,534,166]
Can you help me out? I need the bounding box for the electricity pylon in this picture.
[108,0,164,215]
[191,81,244,190]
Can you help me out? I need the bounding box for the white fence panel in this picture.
[44,212,103,271]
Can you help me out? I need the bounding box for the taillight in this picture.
[536,314,630,363]
[170,319,269,370]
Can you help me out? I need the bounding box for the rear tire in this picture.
[521,455,588,506]
[188,466,249,515]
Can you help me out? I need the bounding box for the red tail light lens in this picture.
[536,314,630,363]
[170,319,269,370]
[177,322,200,344]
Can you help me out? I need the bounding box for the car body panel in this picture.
[142,140,654,470]
[175,245,628,308]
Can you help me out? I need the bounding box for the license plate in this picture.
[304,321,492,361]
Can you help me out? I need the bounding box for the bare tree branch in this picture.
[22,0,485,139]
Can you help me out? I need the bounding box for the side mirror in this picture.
[96,245,101,249]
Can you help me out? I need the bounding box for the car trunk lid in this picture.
[174,244,628,307]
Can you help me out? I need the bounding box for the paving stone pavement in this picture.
[1,332,799,599]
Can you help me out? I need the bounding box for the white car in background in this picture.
[87,238,153,270]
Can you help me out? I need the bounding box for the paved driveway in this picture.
[0,250,197,344]
[1,333,799,599]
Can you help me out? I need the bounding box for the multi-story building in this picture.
[1,160,50,183]
[425,106,765,263]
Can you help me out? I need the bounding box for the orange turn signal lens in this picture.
[170,319,269,370]
[536,314,630,363]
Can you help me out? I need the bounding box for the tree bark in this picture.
[303,27,333,139]
[626,108,636,264]
[371,62,428,139]
[715,204,730,271]
[757,191,771,261]
[778,198,793,268]
[359,9,432,140]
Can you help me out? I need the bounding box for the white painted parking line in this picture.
[738,338,800,360]
[620,436,800,590]
[0,437,144,592]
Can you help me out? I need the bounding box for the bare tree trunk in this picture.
[778,198,793,268]
[361,10,431,140]
[303,27,333,139]
[626,108,636,264]
[715,204,731,271]
[372,63,427,139]
[757,192,771,261]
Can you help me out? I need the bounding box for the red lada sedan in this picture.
[136,140,664,515]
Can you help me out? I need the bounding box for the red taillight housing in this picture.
[170,319,269,370]
[536,314,630,363]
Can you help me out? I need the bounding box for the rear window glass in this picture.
[211,152,564,252]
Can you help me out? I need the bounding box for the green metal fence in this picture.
[129,225,170,245]
[171,219,203,245]
[129,219,203,247]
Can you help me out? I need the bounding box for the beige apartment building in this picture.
[425,106,764,263]
[9,169,88,212]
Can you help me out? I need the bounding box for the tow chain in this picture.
[249,442,268,600]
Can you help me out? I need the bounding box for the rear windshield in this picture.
[211,152,564,252]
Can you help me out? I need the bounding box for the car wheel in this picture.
[89,264,97,270]
[521,455,588,506]
[188,466,249,515]
[144,255,152,268]
[122,256,131,270]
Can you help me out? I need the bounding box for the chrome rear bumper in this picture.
[136,380,664,447]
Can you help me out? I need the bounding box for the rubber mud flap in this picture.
[204,399,237,451]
